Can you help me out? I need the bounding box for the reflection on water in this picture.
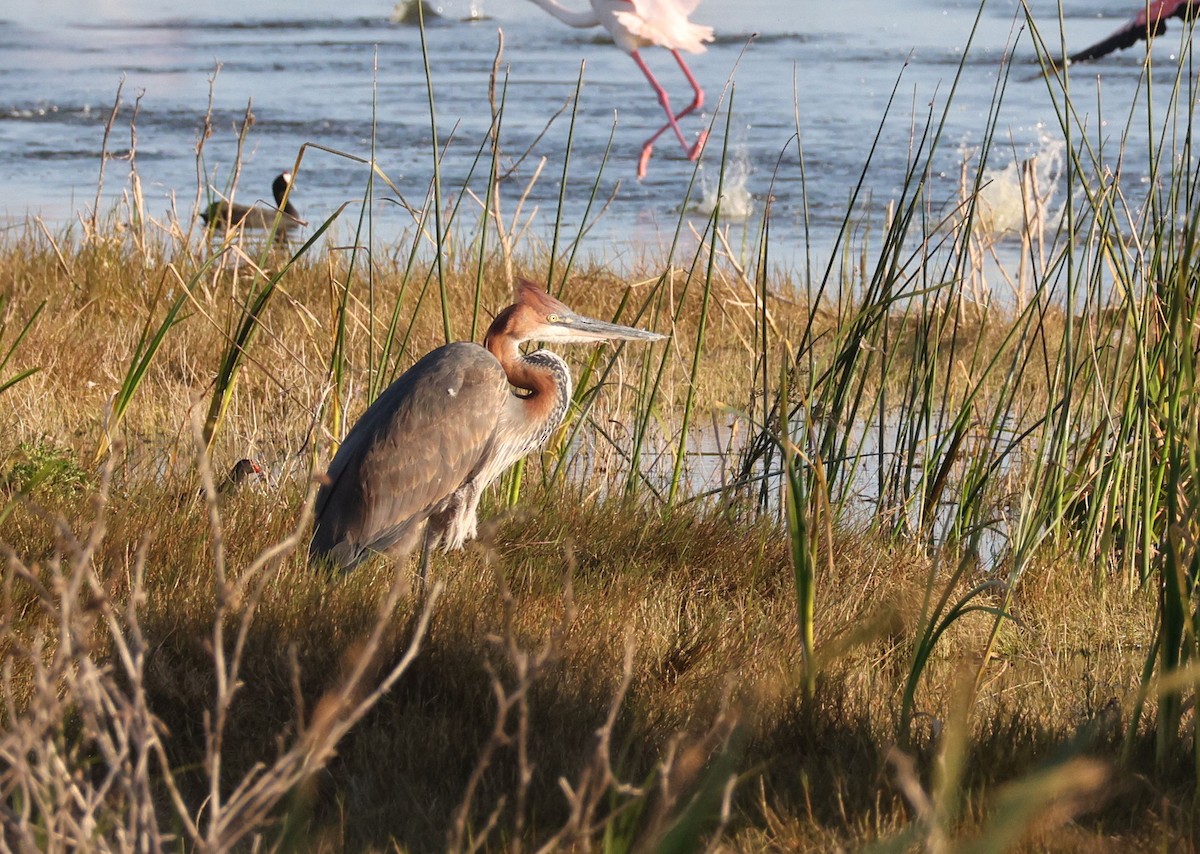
[560,403,1022,570]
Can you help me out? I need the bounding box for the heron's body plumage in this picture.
[312,343,511,570]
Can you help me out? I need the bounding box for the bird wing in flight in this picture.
[1065,16,1167,64]
[618,0,714,53]
[1056,1,1194,65]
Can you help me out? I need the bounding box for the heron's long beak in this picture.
[537,310,667,345]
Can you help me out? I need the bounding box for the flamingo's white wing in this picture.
[619,0,714,53]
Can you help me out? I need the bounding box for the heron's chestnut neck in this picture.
[484,307,555,397]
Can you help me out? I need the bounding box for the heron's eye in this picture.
[547,313,560,323]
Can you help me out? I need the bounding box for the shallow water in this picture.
[1,0,1194,271]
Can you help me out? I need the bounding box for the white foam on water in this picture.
[696,147,754,221]
[970,134,1065,240]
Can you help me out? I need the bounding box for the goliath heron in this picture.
[200,171,304,235]
[522,0,712,178]
[309,279,665,574]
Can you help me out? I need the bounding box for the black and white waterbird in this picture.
[200,171,303,235]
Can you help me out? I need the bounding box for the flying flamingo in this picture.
[1055,0,1199,65]
[523,0,713,178]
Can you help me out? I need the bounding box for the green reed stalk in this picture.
[617,171,713,499]
[539,123,622,492]
[364,52,381,396]
[546,280,663,497]
[416,1,451,345]
[203,213,341,448]
[0,297,42,397]
[899,552,1009,743]
[665,98,733,506]
[545,63,586,292]
[1088,0,1193,731]
[737,60,910,510]
[500,66,591,508]
[373,189,434,397]
[779,356,816,698]
[471,45,508,343]
[97,273,192,462]
[556,123,618,295]
[1013,8,1200,775]
[615,278,670,497]
[324,174,376,446]
[373,114,495,397]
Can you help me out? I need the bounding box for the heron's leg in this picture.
[443,484,481,551]
[630,50,708,179]
[417,523,434,587]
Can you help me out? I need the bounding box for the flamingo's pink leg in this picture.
[640,51,708,149]
[630,49,691,149]
[671,49,706,118]
[631,49,708,178]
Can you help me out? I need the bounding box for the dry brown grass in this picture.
[3,472,1175,850]
[0,224,1192,850]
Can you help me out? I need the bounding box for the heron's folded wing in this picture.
[312,342,508,564]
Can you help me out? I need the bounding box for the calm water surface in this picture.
[0,0,1193,270]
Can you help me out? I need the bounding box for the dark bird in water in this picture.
[309,279,665,575]
[219,458,264,495]
[179,458,264,506]
[1053,0,1199,66]
[200,171,303,235]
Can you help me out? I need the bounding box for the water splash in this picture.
[696,147,754,221]
[971,135,1065,240]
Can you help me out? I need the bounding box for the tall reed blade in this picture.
[779,355,816,697]
[202,210,341,448]
[666,94,733,506]
[0,297,42,397]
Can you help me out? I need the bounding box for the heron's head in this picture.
[487,279,667,348]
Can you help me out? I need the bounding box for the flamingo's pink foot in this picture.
[688,130,709,161]
[638,142,655,180]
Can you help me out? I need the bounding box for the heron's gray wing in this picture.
[311,342,508,569]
